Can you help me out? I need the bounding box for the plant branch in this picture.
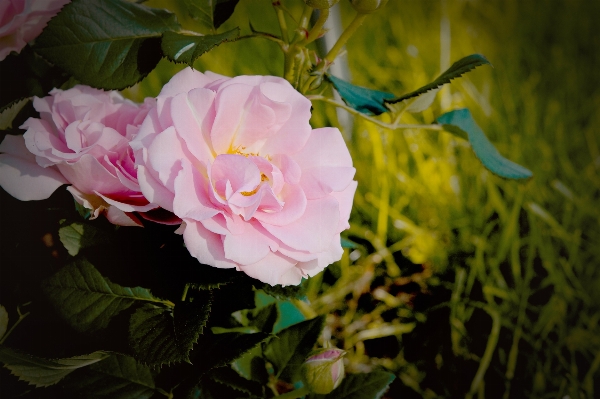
[302,8,329,45]
[0,304,31,344]
[307,95,444,131]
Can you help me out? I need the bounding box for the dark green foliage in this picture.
[61,354,156,399]
[162,28,240,67]
[128,290,212,366]
[0,346,108,387]
[310,370,396,399]
[178,0,241,30]
[264,316,325,381]
[34,0,180,89]
[0,46,69,112]
[42,257,172,332]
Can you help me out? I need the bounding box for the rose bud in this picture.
[301,347,346,394]
[349,0,389,14]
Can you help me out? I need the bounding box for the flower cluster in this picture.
[0,68,357,285]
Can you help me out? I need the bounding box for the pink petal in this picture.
[159,68,225,98]
[253,184,306,226]
[211,154,261,197]
[222,222,276,265]
[56,154,123,195]
[299,166,356,199]
[210,83,255,154]
[271,154,301,185]
[137,164,176,211]
[238,251,304,286]
[291,127,353,169]
[262,196,340,253]
[171,88,216,164]
[146,126,185,191]
[182,220,238,269]
[0,153,66,200]
[96,191,155,213]
[331,180,357,231]
[173,161,220,221]
[105,206,143,227]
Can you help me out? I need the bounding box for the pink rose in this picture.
[0,85,159,226]
[0,0,70,61]
[131,68,357,285]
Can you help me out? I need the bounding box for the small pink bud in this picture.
[301,347,346,394]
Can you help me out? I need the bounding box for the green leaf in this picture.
[248,303,278,333]
[33,0,181,90]
[0,46,69,112]
[311,370,396,399]
[129,291,212,366]
[0,305,7,340]
[62,354,156,399]
[437,108,533,179]
[387,54,492,104]
[179,0,240,30]
[212,0,241,29]
[161,28,240,67]
[58,222,111,256]
[42,257,173,332]
[0,346,108,387]
[326,74,394,116]
[207,367,263,397]
[264,316,325,382]
[195,332,271,373]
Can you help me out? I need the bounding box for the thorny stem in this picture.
[0,303,31,344]
[292,4,314,43]
[302,8,329,45]
[307,95,445,131]
[301,12,367,92]
[238,32,285,46]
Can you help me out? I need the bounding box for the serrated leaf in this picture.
[129,291,212,365]
[0,305,7,340]
[208,367,263,397]
[437,108,533,179]
[58,222,111,256]
[179,0,240,30]
[0,346,108,387]
[327,74,394,116]
[248,303,278,333]
[387,54,492,104]
[161,28,239,67]
[33,0,181,90]
[62,354,156,399]
[194,332,271,373]
[311,370,396,399]
[42,257,173,332]
[264,316,325,382]
[0,46,69,112]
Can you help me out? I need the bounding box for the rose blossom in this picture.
[0,0,70,61]
[130,68,357,286]
[0,85,159,226]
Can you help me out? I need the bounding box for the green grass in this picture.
[123,1,600,397]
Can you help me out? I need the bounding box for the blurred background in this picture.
[126,0,600,397]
